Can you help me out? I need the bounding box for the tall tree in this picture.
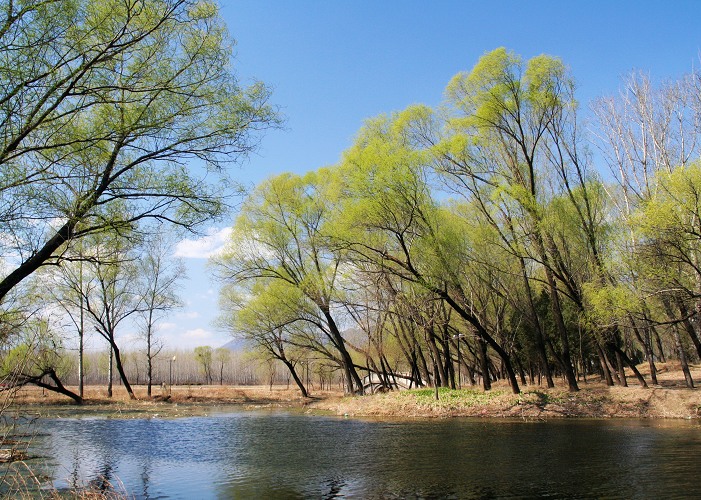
[42,241,92,399]
[591,70,701,385]
[213,347,231,386]
[218,280,312,397]
[336,113,521,393]
[0,0,277,304]
[136,232,185,397]
[194,345,213,384]
[213,171,365,394]
[436,48,584,391]
[81,233,142,399]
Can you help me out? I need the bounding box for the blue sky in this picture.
[156,0,701,351]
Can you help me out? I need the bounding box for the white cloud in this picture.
[197,288,218,300]
[182,328,213,340]
[176,311,201,319]
[174,226,232,259]
[172,328,218,350]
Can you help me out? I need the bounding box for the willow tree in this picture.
[213,170,364,395]
[0,0,276,304]
[416,48,602,391]
[336,112,521,394]
[629,163,701,387]
[591,71,701,384]
[218,280,311,397]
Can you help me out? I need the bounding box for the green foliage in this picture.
[0,319,73,380]
[194,345,213,380]
[0,0,278,301]
[205,48,701,396]
[583,282,642,328]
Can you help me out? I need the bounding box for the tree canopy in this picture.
[215,48,701,396]
[0,0,277,302]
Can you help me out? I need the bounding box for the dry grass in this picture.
[310,362,701,419]
[7,362,701,420]
[9,384,341,419]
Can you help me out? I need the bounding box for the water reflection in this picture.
[34,412,701,499]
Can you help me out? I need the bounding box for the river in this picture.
[28,410,701,499]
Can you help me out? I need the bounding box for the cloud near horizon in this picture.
[173,327,228,349]
[174,227,232,259]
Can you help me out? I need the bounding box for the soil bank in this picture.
[6,363,701,420]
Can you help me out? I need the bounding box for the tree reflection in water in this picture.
[31,412,701,499]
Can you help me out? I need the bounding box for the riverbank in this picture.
[6,362,701,420]
[5,384,332,419]
[314,362,701,419]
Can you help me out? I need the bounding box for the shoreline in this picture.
[309,385,701,420]
[5,374,701,421]
[3,362,699,420]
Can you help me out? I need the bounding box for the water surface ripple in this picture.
[35,411,701,499]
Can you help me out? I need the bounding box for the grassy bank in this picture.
[311,384,701,419]
[311,362,701,419]
[6,362,701,420]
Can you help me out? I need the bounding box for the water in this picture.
[30,410,701,499]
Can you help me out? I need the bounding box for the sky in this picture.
[148,0,701,352]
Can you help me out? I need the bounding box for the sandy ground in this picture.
[4,362,701,420]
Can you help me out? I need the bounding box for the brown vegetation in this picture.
[7,363,701,420]
[313,362,701,419]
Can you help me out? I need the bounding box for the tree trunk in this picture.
[477,336,491,391]
[611,343,647,388]
[111,343,136,400]
[146,321,153,397]
[426,330,444,387]
[673,328,695,388]
[677,299,701,360]
[630,320,657,385]
[323,308,364,394]
[281,359,308,397]
[520,257,555,388]
[614,349,628,387]
[596,342,614,386]
[543,265,579,392]
[107,345,113,398]
[652,326,666,363]
[437,292,519,393]
[78,324,84,400]
[27,369,83,405]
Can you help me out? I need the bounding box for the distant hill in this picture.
[221,338,249,352]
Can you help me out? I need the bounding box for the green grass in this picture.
[405,387,506,407]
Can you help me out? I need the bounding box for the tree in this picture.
[335,112,523,393]
[213,347,231,385]
[436,48,587,391]
[218,280,312,397]
[136,232,185,397]
[80,233,142,399]
[213,171,365,395]
[0,0,277,304]
[0,318,82,404]
[194,345,213,384]
[591,69,701,387]
[42,241,91,399]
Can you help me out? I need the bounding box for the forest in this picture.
[213,48,701,397]
[1,1,700,404]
